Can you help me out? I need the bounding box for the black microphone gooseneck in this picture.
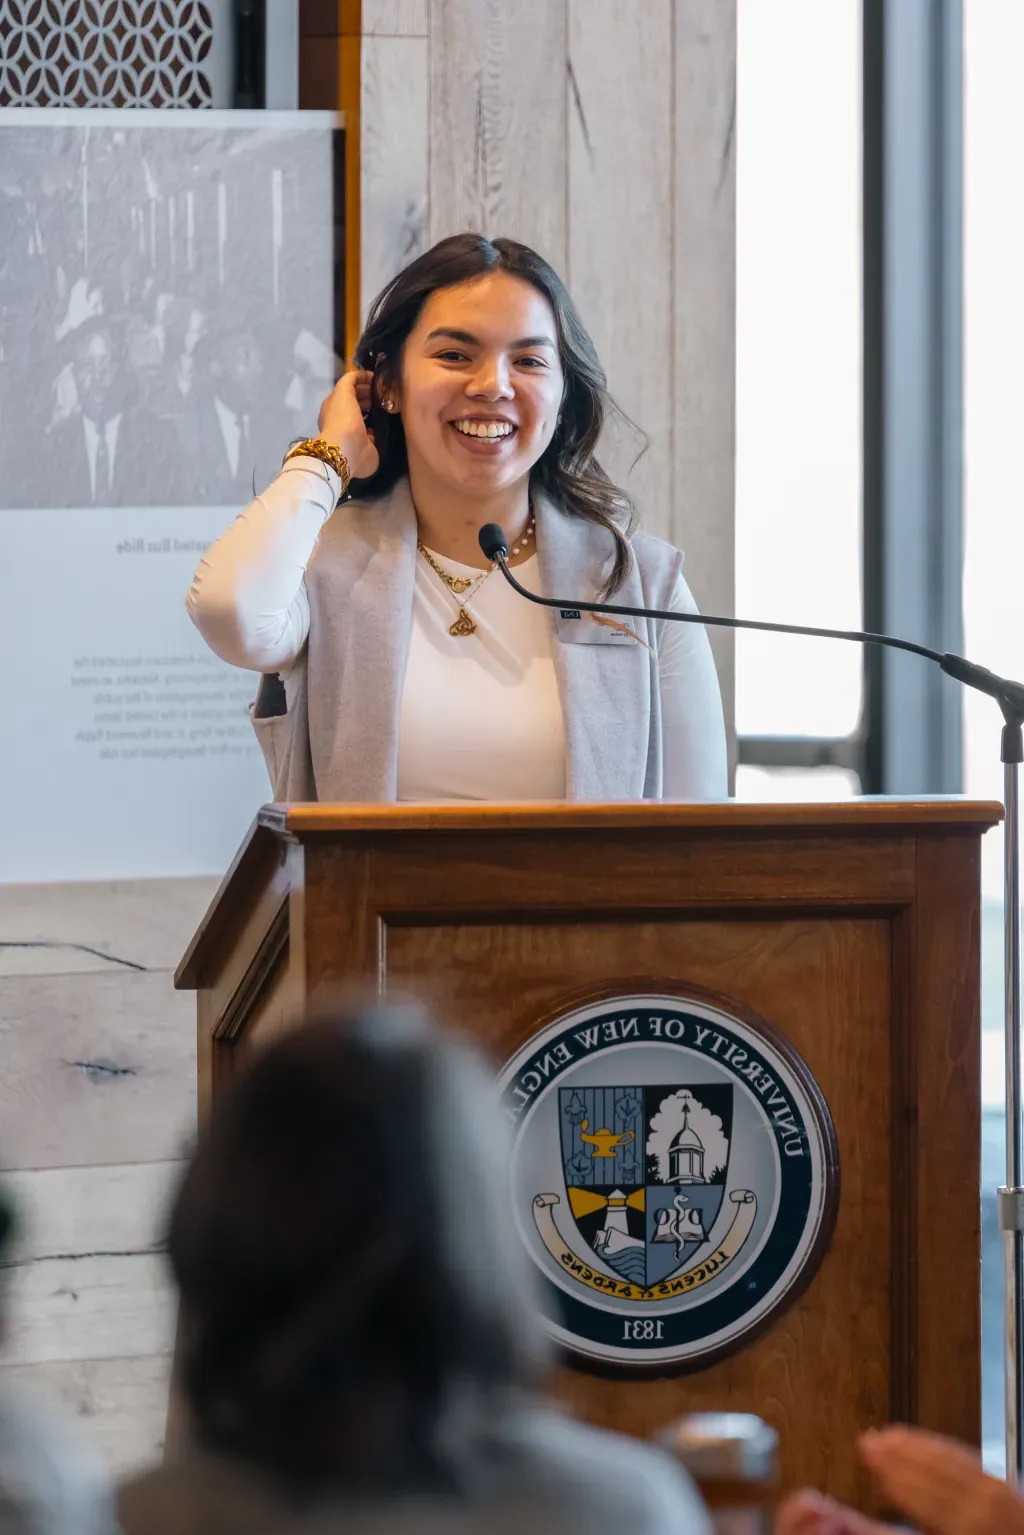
[476,522,1024,721]
[479,516,1024,1481]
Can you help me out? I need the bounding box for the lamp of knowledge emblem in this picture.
[498,993,839,1370]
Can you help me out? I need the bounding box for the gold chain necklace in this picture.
[417,515,535,638]
[416,543,486,597]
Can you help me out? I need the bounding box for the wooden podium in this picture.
[176,798,1001,1506]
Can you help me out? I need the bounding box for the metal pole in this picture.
[1000,727,1024,1480]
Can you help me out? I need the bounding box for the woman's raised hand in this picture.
[317,370,380,481]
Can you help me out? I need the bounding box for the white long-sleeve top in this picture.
[186,461,728,801]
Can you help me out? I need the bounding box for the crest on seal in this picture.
[559,1085,736,1290]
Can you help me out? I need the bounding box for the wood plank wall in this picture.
[0,0,735,1479]
[0,878,215,1475]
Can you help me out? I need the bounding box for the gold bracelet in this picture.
[283,437,351,490]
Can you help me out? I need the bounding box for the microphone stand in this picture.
[480,524,1024,1477]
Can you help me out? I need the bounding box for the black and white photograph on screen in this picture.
[0,111,342,509]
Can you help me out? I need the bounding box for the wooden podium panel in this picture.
[176,799,1001,1507]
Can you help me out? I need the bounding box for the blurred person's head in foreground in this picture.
[168,1000,546,1497]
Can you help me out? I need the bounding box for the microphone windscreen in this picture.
[478,523,508,561]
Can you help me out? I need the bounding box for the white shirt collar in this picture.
[215,397,250,479]
[82,413,121,501]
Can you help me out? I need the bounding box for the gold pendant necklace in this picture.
[416,514,535,638]
[449,607,477,637]
[441,569,494,635]
[416,546,494,638]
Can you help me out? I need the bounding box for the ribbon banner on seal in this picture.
[532,1188,758,1303]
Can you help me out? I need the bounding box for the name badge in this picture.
[555,610,642,646]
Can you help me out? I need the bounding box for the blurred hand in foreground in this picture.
[775,1426,1024,1535]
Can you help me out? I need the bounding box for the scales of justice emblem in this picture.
[533,1084,757,1300]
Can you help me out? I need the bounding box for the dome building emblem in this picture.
[498,992,839,1371]
[668,1097,707,1184]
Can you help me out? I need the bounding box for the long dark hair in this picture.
[168,1002,546,1494]
[351,233,640,595]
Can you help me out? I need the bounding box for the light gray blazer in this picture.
[252,475,718,803]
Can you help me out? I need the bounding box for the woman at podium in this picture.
[187,234,727,804]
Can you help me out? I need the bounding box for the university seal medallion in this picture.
[498,992,838,1370]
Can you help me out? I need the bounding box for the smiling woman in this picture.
[184,234,727,805]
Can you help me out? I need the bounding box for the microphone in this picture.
[477,522,1024,721]
[481,512,1024,1471]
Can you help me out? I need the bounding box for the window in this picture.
[735,0,863,781]
[963,0,1024,1472]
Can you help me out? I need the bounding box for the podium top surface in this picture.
[261,797,1003,835]
[176,797,1002,988]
